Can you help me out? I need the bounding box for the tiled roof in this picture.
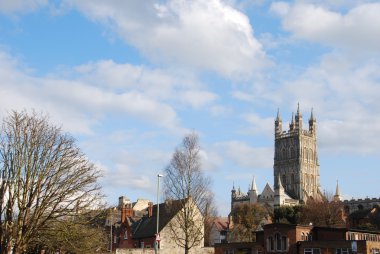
[213,217,229,231]
[132,199,184,239]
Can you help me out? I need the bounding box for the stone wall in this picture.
[115,247,214,254]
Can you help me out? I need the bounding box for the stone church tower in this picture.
[274,104,321,203]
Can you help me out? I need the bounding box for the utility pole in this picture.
[155,174,163,254]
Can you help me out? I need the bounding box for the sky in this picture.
[0,0,380,216]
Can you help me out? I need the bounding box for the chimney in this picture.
[148,202,153,217]
[121,203,133,224]
[121,206,126,224]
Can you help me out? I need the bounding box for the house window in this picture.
[301,232,305,241]
[124,230,128,240]
[268,236,274,251]
[275,233,281,251]
[336,249,349,254]
[281,236,287,250]
[308,233,313,241]
[305,248,320,254]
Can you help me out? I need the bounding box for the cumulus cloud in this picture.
[0,51,188,134]
[65,0,269,78]
[270,2,380,52]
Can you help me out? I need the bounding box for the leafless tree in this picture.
[163,132,214,254]
[229,203,271,242]
[203,191,218,247]
[0,111,103,254]
[299,198,345,227]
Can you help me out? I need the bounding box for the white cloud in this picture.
[242,113,273,137]
[263,52,380,155]
[270,2,380,52]
[0,0,48,14]
[181,90,218,109]
[65,0,270,78]
[199,148,224,171]
[216,141,273,169]
[0,51,187,134]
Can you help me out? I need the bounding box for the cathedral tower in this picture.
[274,105,320,203]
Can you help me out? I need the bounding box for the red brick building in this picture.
[215,223,380,254]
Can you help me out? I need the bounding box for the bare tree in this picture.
[229,203,271,242]
[299,198,345,227]
[203,192,218,247]
[0,111,102,254]
[163,132,213,254]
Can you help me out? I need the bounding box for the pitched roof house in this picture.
[114,197,205,253]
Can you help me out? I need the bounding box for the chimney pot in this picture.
[148,202,153,217]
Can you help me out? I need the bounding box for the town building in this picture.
[108,196,210,254]
[208,217,229,246]
[215,223,380,254]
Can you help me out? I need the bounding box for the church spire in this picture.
[333,180,341,202]
[251,176,257,191]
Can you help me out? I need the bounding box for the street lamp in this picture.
[155,174,163,254]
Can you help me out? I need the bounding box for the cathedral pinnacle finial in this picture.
[276,108,281,121]
[310,107,315,121]
[251,176,257,191]
[335,180,341,196]
[334,180,342,201]
[297,103,300,115]
[277,174,284,190]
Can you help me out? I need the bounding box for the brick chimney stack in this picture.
[148,202,153,217]
[121,203,133,224]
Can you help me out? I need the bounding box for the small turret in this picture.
[295,103,302,131]
[309,108,316,135]
[289,113,295,131]
[275,108,282,136]
[231,182,236,197]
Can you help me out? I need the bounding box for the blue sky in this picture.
[1,0,380,216]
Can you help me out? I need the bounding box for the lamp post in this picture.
[155,174,163,254]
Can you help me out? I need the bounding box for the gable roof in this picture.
[213,217,229,232]
[132,199,185,239]
[259,183,274,199]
